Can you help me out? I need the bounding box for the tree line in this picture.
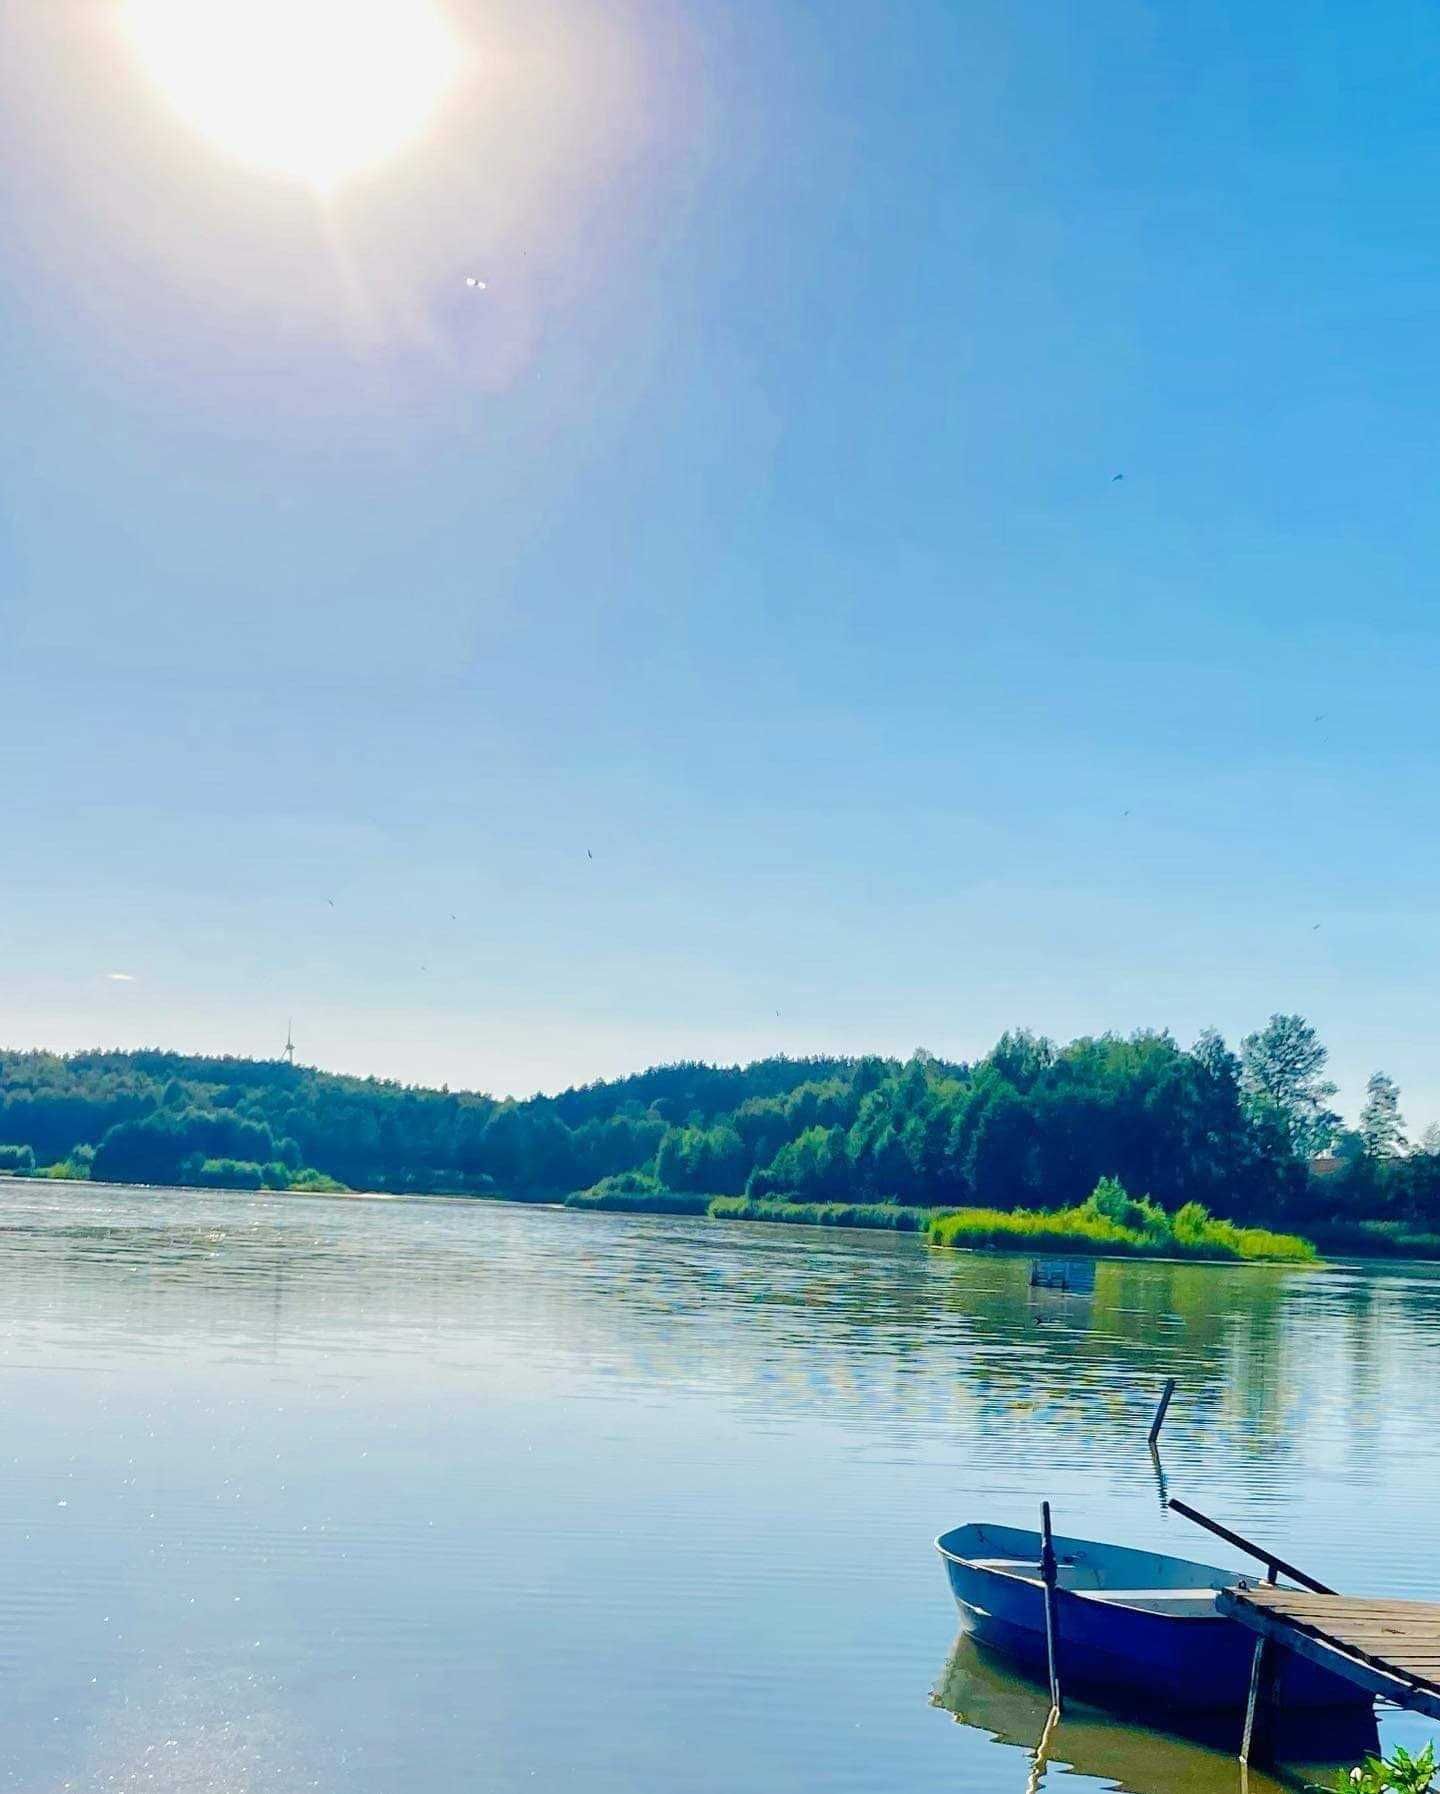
[0,1017,1433,1225]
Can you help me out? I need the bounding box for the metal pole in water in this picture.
[1040,1500,1063,1715]
[1148,1377,1177,1447]
[1239,1564,1279,1767]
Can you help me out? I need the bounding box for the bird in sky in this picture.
[587,849,593,860]
[465,276,487,290]
[1312,924,1322,931]
[327,898,335,907]
[1111,473,1124,482]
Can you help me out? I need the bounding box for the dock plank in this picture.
[1219,1585,1440,1721]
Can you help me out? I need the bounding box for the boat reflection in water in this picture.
[931,1636,1380,1794]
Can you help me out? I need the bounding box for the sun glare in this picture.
[122,0,461,190]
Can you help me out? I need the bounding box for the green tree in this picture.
[1359,1071,1406,1158]
[0,1029,1416,1227]
[656,1123,747,1194]
[1192,1026,1239,1085]
[1239,1014,1340,1159]
[962,1083,1038,1207]
[987,1029,1056,1092]
[749,1126,849,1201]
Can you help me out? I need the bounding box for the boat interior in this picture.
[937,1521,1246,1618]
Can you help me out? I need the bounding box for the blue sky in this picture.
[2,0,1439,1120]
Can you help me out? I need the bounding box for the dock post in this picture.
[1040,1501,1063,1715]
[1148,1377,1177,1447]
[1239,1565,1280,1766]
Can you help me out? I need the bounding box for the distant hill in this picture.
[1,1025,1393,1225]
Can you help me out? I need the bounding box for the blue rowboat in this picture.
[936,1521,1374,1716]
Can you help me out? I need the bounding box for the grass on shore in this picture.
[565,1185,711,1216]
[1308,1219,1440,1258]
[707,1196,928,1231]
[561,1175,928,1229]
[560,1172,1315,1261]
[927,1180,1316,1264]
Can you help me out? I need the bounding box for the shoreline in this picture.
[0,1171,1355,1266]
[10,1171,1435,1264]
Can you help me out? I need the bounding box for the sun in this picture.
[122,0,461,190]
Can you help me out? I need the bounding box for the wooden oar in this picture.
[1166,1498,1334,1593]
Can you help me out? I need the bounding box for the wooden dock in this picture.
[1165,1498,1440,1765]
[1219,1583,1440,1723]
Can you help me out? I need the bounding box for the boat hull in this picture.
[939,1526,1372,1716]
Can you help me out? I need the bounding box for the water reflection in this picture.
[1148,1444,1170,1511]
[932,1637,1378,1793]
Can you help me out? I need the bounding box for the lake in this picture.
[1,1182,1438,1793]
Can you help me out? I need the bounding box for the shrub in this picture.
[0,1143,36,1174]
[1084,1175,1168,1237]
[286,1168,350,1194]
[581,1170,663,1196]
[1172,1200,1213,1243]
[37,1152,94,1181]
[1336,1740,1435,1794]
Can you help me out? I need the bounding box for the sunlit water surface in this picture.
[1,1182,1438,1793]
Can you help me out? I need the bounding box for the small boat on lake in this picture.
[936,1521,1375,1716]
[1028,1256,1097,1293]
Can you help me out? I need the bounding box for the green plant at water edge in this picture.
[286,1168,350,1193]
[708,1196,928,1231]
[177,1154,349,1194]
[925,1179,1316,1263]
[0,1143,36,1174]
[185,1156,265,1190]
[1332,1739,1436,1793]
[37,1143,96,1180]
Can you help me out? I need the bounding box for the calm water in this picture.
[2,1183,1439,1794]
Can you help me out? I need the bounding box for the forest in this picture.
[0,1015,1433,1234]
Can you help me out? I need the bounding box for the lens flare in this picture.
[122,0,461,189]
